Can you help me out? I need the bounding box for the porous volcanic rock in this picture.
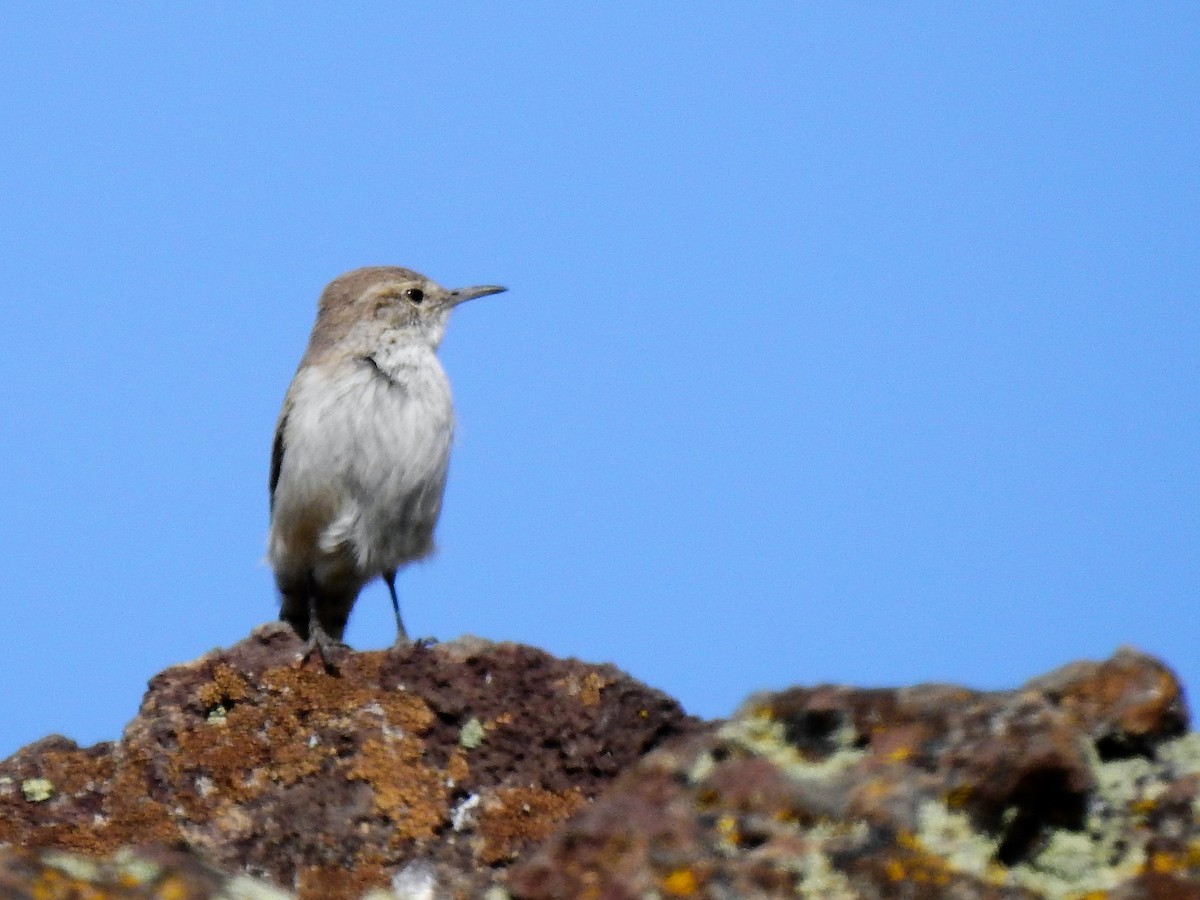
[0,623,701,899]
[4,635,1198,899]
[505,649,1200,899]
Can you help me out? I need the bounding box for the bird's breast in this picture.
[285,350,453,489]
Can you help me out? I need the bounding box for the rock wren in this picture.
[268,266,506,663]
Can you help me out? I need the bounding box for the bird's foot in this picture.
[389,634,437,653]
[297,630,349,674]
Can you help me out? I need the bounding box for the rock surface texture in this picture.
[2,630,1197,899]
[0,624,700,899]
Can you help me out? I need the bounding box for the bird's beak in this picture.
[445,284,507,309]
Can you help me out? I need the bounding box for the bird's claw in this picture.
[297,630,349,673]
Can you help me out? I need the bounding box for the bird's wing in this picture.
[269,396,290,512]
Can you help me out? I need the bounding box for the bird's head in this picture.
[307,266,506,357]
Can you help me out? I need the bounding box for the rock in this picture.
[505,648,1200,899]
[0,844,291,899]
[4,632,1197,899]
[0,623,700,899]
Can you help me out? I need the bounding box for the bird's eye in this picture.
[405,288,425,304]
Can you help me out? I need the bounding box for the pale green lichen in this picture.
[1157,732,1200,778]
[687,749,716,783]
[459,717,486,750]
[810,819,872,844]
[112,847,162,884]
[1143,733,1200,825]
[708,704,1198,896]
[207,704,229,724]
[21,777,54,802]
[1094,751,1158,811]
[910,740,1173,897]
[774,821,871,897]
[216,873,296,899]
[794,847,861,899]
[387,860,439,900]
[915,801,1000,876]
[38,850,291,899]
[913,799,1137,896]
[41,850,100,881]
[1021,828,1144,893]
[721,710,867,780]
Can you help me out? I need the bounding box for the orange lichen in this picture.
[1130,797,1158,816]
[169,656,440,821]
[70,745,178,853]
[297,860,391,900]
[1148,850,1185,874]
[34,749,114,799]
[196,663,251,710]
[478,787,587,864]
[445,748,470,785]
[349,738,448,844]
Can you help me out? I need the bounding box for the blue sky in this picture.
[1,5,1196,759]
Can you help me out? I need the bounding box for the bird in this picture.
[267,266,506,665]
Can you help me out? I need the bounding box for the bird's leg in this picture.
[297,572,346,673]
[383,570,410,646]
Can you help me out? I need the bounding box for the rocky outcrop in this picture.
[508,649,1198,898]
[2,629,1197,898]
[0,624,699,898]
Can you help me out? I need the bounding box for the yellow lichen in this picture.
[158,875,193,900]
[884,858,906,880]
[896,829,922,851]
[715,814,740,847]
[661,867,700,896]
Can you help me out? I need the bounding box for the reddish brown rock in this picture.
[506,649,1200,899]
[4,634,1198,899]
[0,624,700,899]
